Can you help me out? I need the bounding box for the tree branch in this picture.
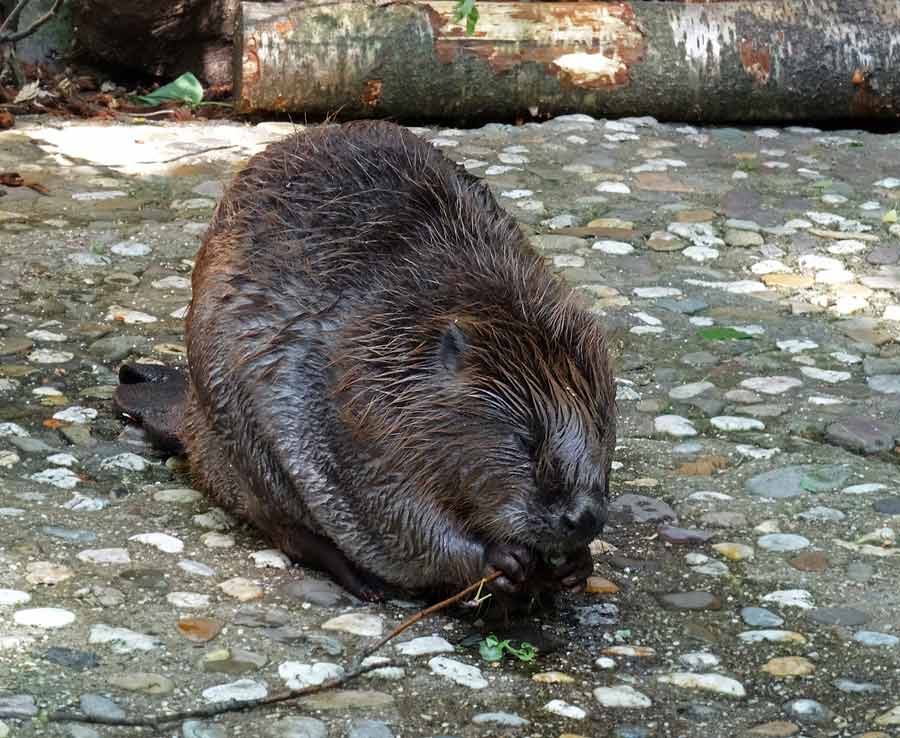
[0,0,65,44]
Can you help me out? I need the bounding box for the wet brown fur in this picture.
[119,120,616,599]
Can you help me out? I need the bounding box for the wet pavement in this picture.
[1,115,900,738]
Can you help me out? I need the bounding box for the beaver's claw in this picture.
[482,543,536,594]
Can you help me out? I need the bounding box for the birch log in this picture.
[235,0,900,122]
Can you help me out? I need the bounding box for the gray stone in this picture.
[847,562,875,582]
[757,534,810,552]
[43,526,97,543]
[746,465,850,499]
[472,712,529,727]
[576,603,620,625]
[280,577,353,607]
[6,436,55,454]
[609,494,677,524]
[874,497,900,515]
[853,631,899,647]
[798,506,846,522]
[724,229,764,247]
[44,647,99,671]
[869,375,900,394]
[658,525,713,544]
[826,416,899,454]
[657,592,720,610]
[700,512,747,529]
[656,297,708,315]
[613,728,651,738]
[740,607,784,628]
[349,720,395,738]
[270,717,328,738]
[0,694,37,718]
[807,607,869,626]
[79,694,126,721]
[867,246,900,265]
[783,698,832,724]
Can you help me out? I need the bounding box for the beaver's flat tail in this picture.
[113,364,188,455]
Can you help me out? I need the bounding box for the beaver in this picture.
[115,120,616,601]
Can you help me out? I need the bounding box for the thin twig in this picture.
[0,0,29,36]
[358,570,500,662]
[0,0,65,43]
[135,144,239,165]
[47,661,385,729]
[46,571,501,730]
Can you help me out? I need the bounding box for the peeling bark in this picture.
[236,0,900,122]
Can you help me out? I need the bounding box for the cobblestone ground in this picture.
[1,116,900,738]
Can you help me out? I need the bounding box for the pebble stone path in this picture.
[1,115,900,738]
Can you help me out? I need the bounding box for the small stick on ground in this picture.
[46,571,501,731]
[358,570,500,662]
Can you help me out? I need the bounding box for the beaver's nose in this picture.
[562,507,599,537]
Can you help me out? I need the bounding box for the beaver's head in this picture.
[337,287,616,557]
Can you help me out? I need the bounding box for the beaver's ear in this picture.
[438,322,466,373]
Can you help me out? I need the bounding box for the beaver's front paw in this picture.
[482,543,537,594]
[540,545,594,592]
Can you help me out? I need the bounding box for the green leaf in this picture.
[479,634,538,663]
[697,326,753,341]
[136,72,204,106]
[479,635,504,662]
[466,6,479,35]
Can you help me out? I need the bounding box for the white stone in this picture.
[0,589,31,607]
[26,330,66,342]
[0,451,19,468]
[111,241,151,256]
[151,276,191,290]
[219,577,262,601]
[553,254,585,268]
[630,326,664,335]
[654,415,697,437]
[321,613,383,637]
[633,286,681,298]
[689,317,714,327]
[761,589,815,609]
[595,182,631,194]
[395,636,455,656]
[178,560,217,577]
[429,657,487,689]
[595,656,616,669]
[738,630,806,644]
[202,680,267,703]
[875,178,900,189]
[0,423,30,438]
[828,239,866,255]
[62,494,108,511]
[104,306,157,324]
[593,685,652,708]
[801,366,851,383]
[657,672,745,698]
[52,406,98,424]
[543,700,586,720]
[777,339,818,354]
[28,349,74,364]
[89,625,162,653]
[679,652,720,669]
[154,487,202,504]
[683,246,719,262]
[166,592,210,609]
[30,468,80,489]
[593,240,634,255]
[72,190,127,201]
[843,483,887,495]
[735,445,779,460]
[202,532,235,548]
[278,662,344,689]
[711,416,765,432]
[883,305,900,321]
[758,534,810,552]
[130,532,184,554]
[669,381,714,400]
[101,452,151,471]
[13,607,76,629]
[740,376,803,395]
[250,549,291,569]
[684,279,767,294]
[46,453,77,467]
[77,548,131,565]
[751,260,790,275]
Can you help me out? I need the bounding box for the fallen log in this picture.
[235,0,900,123]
